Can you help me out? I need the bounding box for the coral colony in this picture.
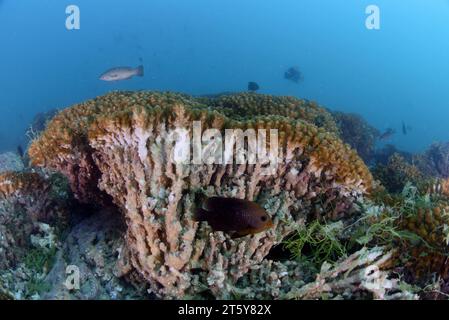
[2,91,449,300]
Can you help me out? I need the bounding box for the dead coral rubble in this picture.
[29,91,374,299]
[284,247,417,300]
[42,208,148,300]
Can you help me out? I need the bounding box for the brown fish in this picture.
[195,197,274,238]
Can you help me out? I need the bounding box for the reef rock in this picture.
[0,171,70,299]
[415,142,449,179]
[42,208,148,300]
[0,152,24,173]
[29,91,373,298]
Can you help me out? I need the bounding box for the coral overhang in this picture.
[28,91,374,298]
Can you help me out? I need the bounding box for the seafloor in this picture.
[1,91,449,300]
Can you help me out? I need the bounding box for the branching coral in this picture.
[349,183,449,298]
[29,91,373,298]
[284,246,417,300]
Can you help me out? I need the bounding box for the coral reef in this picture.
[231,246,416,300]
[0,171,144,300]
[42,208,148,300]
[331,111,380,163]
[25,109,59,145]
[29,91,373,298]
[29,109,59,134]
[284,247,417,300]
[373,144,413,166]
[372,153,427,193]
[28,92,198,204]
[415,142,449,178]
[399,200,449,284]
[0,152,24,173]
[196,93,341,136]
[0,171,70,299]
[349,183,449,299]
[10,90,449,300]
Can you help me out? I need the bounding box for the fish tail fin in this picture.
[136,65,144,77]
[194,208,208,222]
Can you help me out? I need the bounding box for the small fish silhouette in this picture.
[379,128,396,141]
[402,121,412,135]
[247,82,260,92]
[16,145,24,158]
[284,66,303,83]
[194,197,274,238]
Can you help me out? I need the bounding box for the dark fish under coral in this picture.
[379,128,396,141]
[284,66,303,83]
[194,197,274,238]
[247,82,260,92]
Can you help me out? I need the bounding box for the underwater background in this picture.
[5,1,449,301]
[1,0,449,153]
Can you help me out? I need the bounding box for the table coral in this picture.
[29,91,373,298]
[197,92,341,136]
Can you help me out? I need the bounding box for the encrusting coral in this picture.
[28,91,374,298]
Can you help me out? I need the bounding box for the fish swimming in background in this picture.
[284,66,303,83]
[16,145,24,158]
[402,121,407,135]
[248,81,260,92]
[194,196,274,238]
[402,121,412,135]
[379,128,396,141]
[99,65,144,81]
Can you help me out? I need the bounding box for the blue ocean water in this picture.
[0,0,448,153]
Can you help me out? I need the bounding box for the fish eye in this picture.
[261,216,267,222]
